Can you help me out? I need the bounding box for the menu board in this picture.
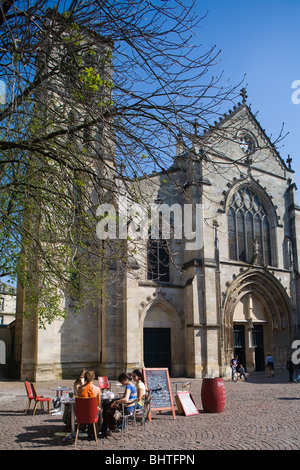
[143,368,176,420]
[175,391,199,416]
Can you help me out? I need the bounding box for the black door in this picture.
[143,328,171,372]
[233,324,246,370]
[252,324,264,371]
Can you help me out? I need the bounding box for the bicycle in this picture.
[231,366,239,382]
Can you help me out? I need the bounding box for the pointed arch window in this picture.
[227,187,272,266]
[147,237,170,282]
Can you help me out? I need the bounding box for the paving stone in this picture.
[0,371,299,452]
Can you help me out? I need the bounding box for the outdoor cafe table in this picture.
[55,391,119,441]
[63,397,76,441]
[58,393,113,442]
[54,396,76,442]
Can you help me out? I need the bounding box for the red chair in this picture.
[30,382,51,416]
[98,376,110,390]
[24,381,34,414]
[74,397,99,447]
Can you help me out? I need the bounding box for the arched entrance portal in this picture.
[143,304,172,372]
[223,268,293,373]
[232,294,267,371]
[141,297,183,376]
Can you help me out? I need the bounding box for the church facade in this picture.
[16,99,300,381]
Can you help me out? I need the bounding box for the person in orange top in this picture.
[78,370,101,408]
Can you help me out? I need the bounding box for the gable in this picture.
[200,103,291,179]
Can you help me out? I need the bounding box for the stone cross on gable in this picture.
[286,155,292,170]
[240,88,248,103]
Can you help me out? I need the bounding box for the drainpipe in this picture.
[213,220,225,376]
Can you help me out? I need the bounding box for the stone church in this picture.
[15,90,300,381]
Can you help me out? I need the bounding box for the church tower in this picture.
[15,11,115,381]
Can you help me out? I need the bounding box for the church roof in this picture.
[201,92,292,173]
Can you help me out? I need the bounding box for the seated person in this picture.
[63,368,96,430]
[100,372,137,437]
[78,369,101,408]
[111,372,137,413]
[132,369,145,409]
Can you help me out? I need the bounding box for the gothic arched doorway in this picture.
[140,297,183,376]
[232,294,267,371]
[223,268,293,374]
[143,304,172,372]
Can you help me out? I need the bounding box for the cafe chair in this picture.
[24,381,34,414]
[135,395,152,429]
[98,376,110,391]
[30,382,51,416]
[119,398,138,437]
[74,397,99,447]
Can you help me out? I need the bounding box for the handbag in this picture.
[114,409,122,421]
[53,397,61,409]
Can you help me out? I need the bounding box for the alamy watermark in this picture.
[291,340,300,365]
[291,80,300,104]
[96,195,203,250]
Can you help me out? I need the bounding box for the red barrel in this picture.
[201,378,226,413]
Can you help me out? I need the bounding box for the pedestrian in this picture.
[230,355,238,380]
[286,357,294,382]
[266,353,274,378]
[239,364,247,380]
[295,364,300,383]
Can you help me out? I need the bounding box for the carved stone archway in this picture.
[223,268,293,372]
[138,290,184,376]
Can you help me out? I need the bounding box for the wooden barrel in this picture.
[201,378,226,413]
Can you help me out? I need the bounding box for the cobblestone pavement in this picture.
[0,371,299,452]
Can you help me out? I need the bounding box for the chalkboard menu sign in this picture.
[143,368,176,420]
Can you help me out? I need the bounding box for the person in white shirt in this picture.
[132,369,146,408]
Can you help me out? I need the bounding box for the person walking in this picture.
[230,355,238,380]
[266,353,275,378]
[239,364,247,380]
[286,357,294,382]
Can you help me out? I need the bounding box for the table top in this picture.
[51,386,73,391]
[101,392,115,400]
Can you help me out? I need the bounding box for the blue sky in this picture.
[194,0,300,188]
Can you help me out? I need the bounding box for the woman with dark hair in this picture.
[132,369,145,409]
[111,372,137,413]
[99,372,137,437]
